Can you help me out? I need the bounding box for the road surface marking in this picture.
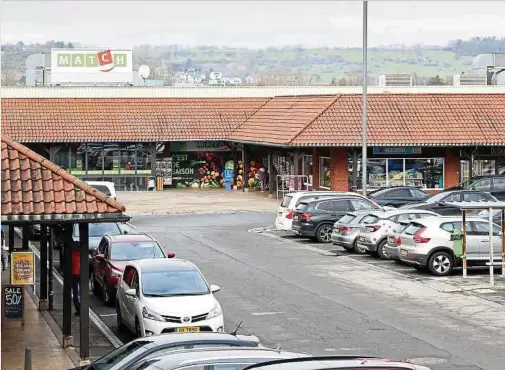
[251,311,285,316]
[14,228,124,348]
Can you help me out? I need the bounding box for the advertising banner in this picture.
[11,252,35,285]
[171,152,231,188]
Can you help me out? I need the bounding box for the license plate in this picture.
[176,327,200,333]
[400,249,408,256]
[359,235,365,242]
[294,215,298,220]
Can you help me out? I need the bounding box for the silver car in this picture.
[357,209,439,259]
[384,220,423,262]
[331,211,383,253]
[399,216,503,276]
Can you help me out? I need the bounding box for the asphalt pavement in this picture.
[27,212,505,369]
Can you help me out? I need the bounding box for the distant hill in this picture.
[2,37,505,86]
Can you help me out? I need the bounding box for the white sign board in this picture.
[50,49,133,85]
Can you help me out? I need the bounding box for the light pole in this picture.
[361,1,368,196]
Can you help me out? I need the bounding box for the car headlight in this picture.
[206,303,222,320]
[142,306,165,322]
[110,269,122,278]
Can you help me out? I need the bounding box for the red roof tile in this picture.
[1,98,268,143]
[1,136,126,216]
[228,95,340,145]
[292,94,505,146]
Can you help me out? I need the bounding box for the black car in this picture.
[400,189,498,216]
[367,186,430,207]
[451,175,505,201]
[292,196,381,243]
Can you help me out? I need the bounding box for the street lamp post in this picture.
[361,1,368,196]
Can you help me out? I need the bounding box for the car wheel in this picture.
[377,240,389,260]
[90,272,100,296]
[135,318,142,338]
[116,304,125,332]
[102,283,112,305]
[428,251,453,276]
[315,224,333,243]
[353,240,366,254]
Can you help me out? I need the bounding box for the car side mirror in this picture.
[166,252,176,258]
[95,254,105,262]
[210,285,221,293]
[125,288,137,298]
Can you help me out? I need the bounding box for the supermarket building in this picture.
[2,86,505,194]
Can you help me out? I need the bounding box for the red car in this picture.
[90,234,175,305]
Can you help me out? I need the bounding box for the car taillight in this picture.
[413,227,430,243]
[366,224,381,232]
[299,213,312,221]
[395,236,401,245]
[339,226,351,232]
[286,209,294,219]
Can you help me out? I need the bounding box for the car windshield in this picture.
[87,340,151,370]
[338,214,356,224]
[110,242,165,261]
[89,223,122,238]
[142,269,210,297]
[427,191,454,203]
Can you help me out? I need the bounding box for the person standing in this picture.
[71,246,81,316]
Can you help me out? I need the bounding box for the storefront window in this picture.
[473,160,496,176]
[387,159,404,187]
[68,144,85,174]
[405,159,444,189]
[302,155,313,186]
[367,159,387,188]
[319,157,331,189]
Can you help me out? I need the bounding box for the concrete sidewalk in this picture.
[117,189,279,215]
[1,271,75,370]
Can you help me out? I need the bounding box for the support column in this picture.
[79,223,90,365]
[242,145,247,192]
[62,230,73,348]
[8,225,15,253]
[329,148,349,191]
[150,143,157,177]
[268,149,274,196]
[48,228,54,311]
[22,225,29,250]
[444,149,460,189]
[293,150,300,191]
[39,225,48,310]
[312,148,320,190]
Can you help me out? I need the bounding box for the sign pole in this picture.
[462,211,467,278]
[361,0,368,196]
[489,208,494,286]
[501,210,505,277]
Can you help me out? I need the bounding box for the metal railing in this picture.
[276,175,309,203]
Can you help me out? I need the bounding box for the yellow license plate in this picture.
[176,327,200,333]
[359,236,365,242]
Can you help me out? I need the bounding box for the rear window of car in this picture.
[403,223,424,235]
[338,214,356,224]
[281,195,293,208]
[92,185,112,196]
[296,202,309,211]
[361,215,379,224]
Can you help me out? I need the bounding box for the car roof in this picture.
[107,234,155,243]
[144,348,308,369]
[243,356,423,370]
[128,332,260,347]
[379,209,439,218]
[413,215,494,226]
[86,181,116,186]
[130,258,197,273]
[301,196,366,204]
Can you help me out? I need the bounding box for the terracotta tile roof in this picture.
[292,94,505,146]
[1,98,268,143]
[1,136,126,216]
[228,95,339,145]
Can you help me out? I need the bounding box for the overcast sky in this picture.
[1,1,504,48]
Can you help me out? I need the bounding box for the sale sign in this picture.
[11,252,35,285]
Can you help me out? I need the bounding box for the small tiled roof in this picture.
[292,94,505,146]
[1,98,269,143]
[1,136,126,217]
[228,95,339,145]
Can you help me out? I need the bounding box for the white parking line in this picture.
[14,228,124,348]
[251,311,285,316]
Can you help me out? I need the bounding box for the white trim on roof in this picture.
[2,86,505,98]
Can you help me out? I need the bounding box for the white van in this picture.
[86,181,117,200]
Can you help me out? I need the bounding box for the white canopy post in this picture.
[489,208,494,286]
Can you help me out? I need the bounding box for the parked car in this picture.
[357,209,439,259]
[243,356,431,370]
[398,216,503,276]
[74,332,261,370]
[86,181,117,200]
[127,348,308,370]
[90,234,175,305]
[276,191,357,231]
[400,190,498,216]
[368,186,430,207]
[116,259,224,337]
[292,196,381,243]
[384,220,416,262]
[447,175,505,201]
[331,211,385,253]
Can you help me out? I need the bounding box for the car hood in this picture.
[143,294,218,316]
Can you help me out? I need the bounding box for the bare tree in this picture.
[1,69,18,86]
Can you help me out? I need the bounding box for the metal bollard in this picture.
[24,346,32,370]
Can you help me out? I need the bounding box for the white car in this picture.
[116,259,224,337]
[276,191,372,231]
[86,181,117,199]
